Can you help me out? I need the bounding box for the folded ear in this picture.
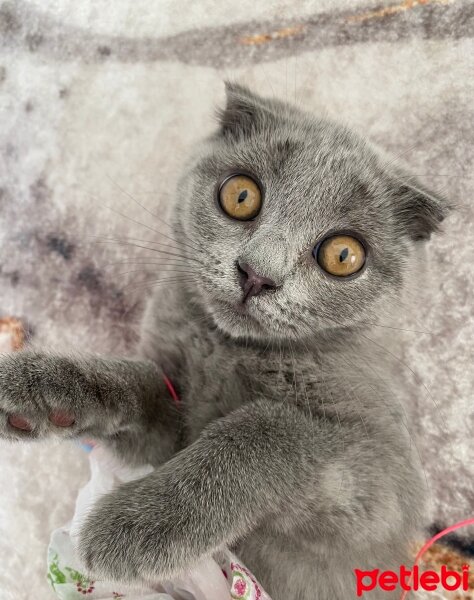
[392,177,451,241]
[217,81,277,138]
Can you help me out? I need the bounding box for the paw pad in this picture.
[8,414,33,431]
[49,411,75,427]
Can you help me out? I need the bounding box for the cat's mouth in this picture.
[206,291,301,341]
[212,297,266,332]
[198,277,279,338]
[234,300,252,315]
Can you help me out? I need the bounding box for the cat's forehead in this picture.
[211,116,380,188]
[198,119,388,235]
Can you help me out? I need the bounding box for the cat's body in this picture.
[137,283,422,600]
[0,84,448,599]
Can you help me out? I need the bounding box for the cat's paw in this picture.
[0,352,80,440]
[78,471,210,584]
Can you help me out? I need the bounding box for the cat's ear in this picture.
[392,177,451,241]
[217,81,276,138]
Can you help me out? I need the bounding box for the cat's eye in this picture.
[218,174,262,221]
[315,234,366,277]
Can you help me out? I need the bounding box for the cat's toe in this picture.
[1,406,78,440]
[2,411,39,439]
[7,414,33,431]
[3,413,38,440]
[78,511,141,583]
[78,501,182,585]
[0,353,80,440]
[48,410,76,427]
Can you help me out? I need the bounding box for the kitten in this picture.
[0,83,448,599]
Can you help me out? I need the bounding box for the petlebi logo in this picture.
[353,518,474,598]
[355,564,470,597]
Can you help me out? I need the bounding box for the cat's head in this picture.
[175,83,448,343]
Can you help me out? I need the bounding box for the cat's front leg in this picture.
[0,351,177,445]
[78,398,421,588]
[77,399,323,583]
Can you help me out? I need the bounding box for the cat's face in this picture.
[176,84,447,343]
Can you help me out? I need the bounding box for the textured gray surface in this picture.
[0,0,473,598]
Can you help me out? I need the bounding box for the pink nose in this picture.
[237,261,277,303]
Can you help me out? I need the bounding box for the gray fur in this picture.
[0,83,449,599]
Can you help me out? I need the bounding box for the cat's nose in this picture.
[237,261,277,303]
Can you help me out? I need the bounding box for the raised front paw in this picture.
[0,352,82,440]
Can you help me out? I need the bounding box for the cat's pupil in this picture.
[339,247,349,262]
[238,190,248,203]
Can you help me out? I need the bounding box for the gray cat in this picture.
[0,84,448,599]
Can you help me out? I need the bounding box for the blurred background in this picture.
[0,0,473,597]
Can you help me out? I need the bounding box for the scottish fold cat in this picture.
[0,83,448,599]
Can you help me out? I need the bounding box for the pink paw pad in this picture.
[49,411,75,427]
[8,414,33,431]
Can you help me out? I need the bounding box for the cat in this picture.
[0,83,448,599]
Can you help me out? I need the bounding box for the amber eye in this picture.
[218,174,262,221]
[315,234,366,277]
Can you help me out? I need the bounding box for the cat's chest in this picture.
[181,342,323,441]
